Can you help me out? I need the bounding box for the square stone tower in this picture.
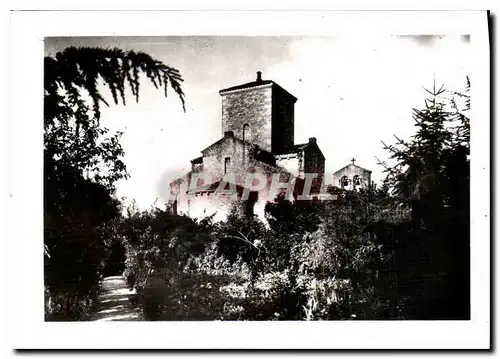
[219,71,297,154]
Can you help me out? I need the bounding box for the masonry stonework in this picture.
[221,86,273,152]
[167,71,358,222]
[332,162,372,191]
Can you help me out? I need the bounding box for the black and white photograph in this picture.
[6,9,490,350]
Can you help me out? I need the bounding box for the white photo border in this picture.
[6,10,490,349]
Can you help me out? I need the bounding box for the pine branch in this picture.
[44,46,187,185]
[45,46,186,122]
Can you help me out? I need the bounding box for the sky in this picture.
[45,35,471,209]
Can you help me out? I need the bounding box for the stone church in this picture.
[168,71,326,221]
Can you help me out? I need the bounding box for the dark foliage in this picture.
[44,46,185,320]
[374,79,470,319]
[44,153,121,319]
[120,208,215,320]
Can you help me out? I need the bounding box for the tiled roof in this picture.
[219,78,297,101]
[292,143,309,151]
[274,143,307,156]
[254,148,276,166]
[190,156,203,164]
[198,135,276,167]
[276,142,323,155]
[219,79,274,93]
[200,135,256,154]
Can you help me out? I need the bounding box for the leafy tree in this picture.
[44,153,122,319]
[44,46,185,184]
[44,46,185,319]
[120,207,215,320]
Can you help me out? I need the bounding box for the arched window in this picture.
[353,175,361,186]
[341,176,349,188]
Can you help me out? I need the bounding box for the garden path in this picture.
[91,276,142,321]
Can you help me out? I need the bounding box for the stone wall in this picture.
[169,155,301,223]
[202,135,251,179]
[221,85,273,152]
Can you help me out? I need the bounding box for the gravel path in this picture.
[91,276,142,321]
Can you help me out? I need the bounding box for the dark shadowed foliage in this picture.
[44,46,185,320]
[375,79,470,319]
